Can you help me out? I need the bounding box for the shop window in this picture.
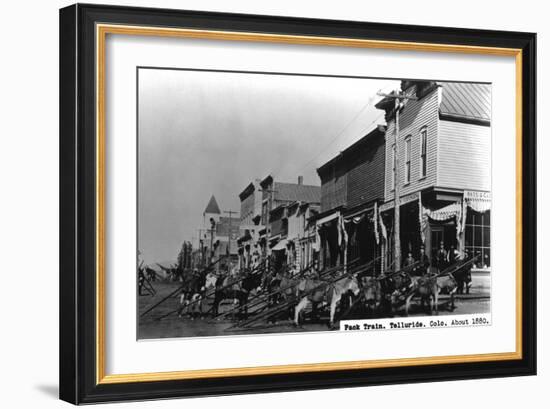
[465,209,491,268]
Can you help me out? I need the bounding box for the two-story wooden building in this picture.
[316,125,387,270]
[376,80,491,270]
[237,180,264,269]
[259,175,320,271]
[285,200,320,270]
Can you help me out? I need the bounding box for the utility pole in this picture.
[197,228,206,268]
[190,237,197,269]
[377,90,417,271]
[260,187,277,225]
[208,219,216,263]
[260,186,277,267]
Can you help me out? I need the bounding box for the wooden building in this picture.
[237,180,263,269]
[316,125,387,270]
[259,175,320,271]
[376,80,491,271]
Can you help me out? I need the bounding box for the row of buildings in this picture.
[197,80,492,275]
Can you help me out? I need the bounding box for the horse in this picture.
[453,263,473,295]
[437,272,458,310]
[294,275,360,329]
[178,271,206,318]
[379,270,414,315]
[210,274,234,317]
[263,272,282,323]
[211,269,263,319]
[360,276,383,316]
[145,267,157,282]
[263,270,301,323]
[404,274,439,315]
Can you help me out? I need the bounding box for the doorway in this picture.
[430,223,457,262]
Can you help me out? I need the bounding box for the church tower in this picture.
[202,195,221,264]
[203,194,221,224]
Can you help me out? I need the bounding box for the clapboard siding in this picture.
[438,120,491,191]
[347,131,386,208]
[319,164,347,213]
[384,87,439,201]
[270,211,287,237]
[240,193,255,225]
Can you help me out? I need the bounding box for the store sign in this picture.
[379,192,419,212]
[464,190,491,200]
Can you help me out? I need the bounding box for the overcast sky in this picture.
[138,68,398,264]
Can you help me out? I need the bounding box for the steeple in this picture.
[203,195,221,216]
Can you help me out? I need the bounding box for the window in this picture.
[465,209,491,268]
[420,127,427,178]
[390,143,396,190]
[261,201,268,226]
[404,137,412,184]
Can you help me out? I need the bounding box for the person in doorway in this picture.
[404,252,415,268]
[436,241,448,271]
[417,245,431,276]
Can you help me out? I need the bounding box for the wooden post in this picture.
[394,97,402,271]
[377,90,417,272]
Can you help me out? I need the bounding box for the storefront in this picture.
[315,211,344,270]
[344,204,381,273]
[378,190,491,271]
[421,190,491,270]
[379,192,422,271]
[269,236,287,273]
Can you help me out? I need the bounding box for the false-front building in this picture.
[316,125,387,271]
[376,80,491,271]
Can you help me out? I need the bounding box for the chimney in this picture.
[297,176,303,185]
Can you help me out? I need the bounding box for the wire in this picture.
[295,96,377,172]
[270,85,402,179]
[281,82,396,178]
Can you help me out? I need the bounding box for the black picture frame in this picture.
[59,3,536,404]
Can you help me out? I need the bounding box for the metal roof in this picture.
[274,182,321,204]
[438,82,491,123]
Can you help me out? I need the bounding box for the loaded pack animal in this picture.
[452,257,475,294]
[145,266,157,282]
[403,255,478,315]
[379,270,414,315]
[263,268,283,307]
[436,272,459,310]
[263,268,303,323]
[294,274,360,329]
[178,270,206,318]
[360,276,383,316]
[211,268,264,319]
[405,274,439,315]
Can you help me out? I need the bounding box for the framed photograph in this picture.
[59,3,536,404]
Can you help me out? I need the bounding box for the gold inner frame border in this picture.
[95,23,523,385]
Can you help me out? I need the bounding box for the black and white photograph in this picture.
[137,68,492,339]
